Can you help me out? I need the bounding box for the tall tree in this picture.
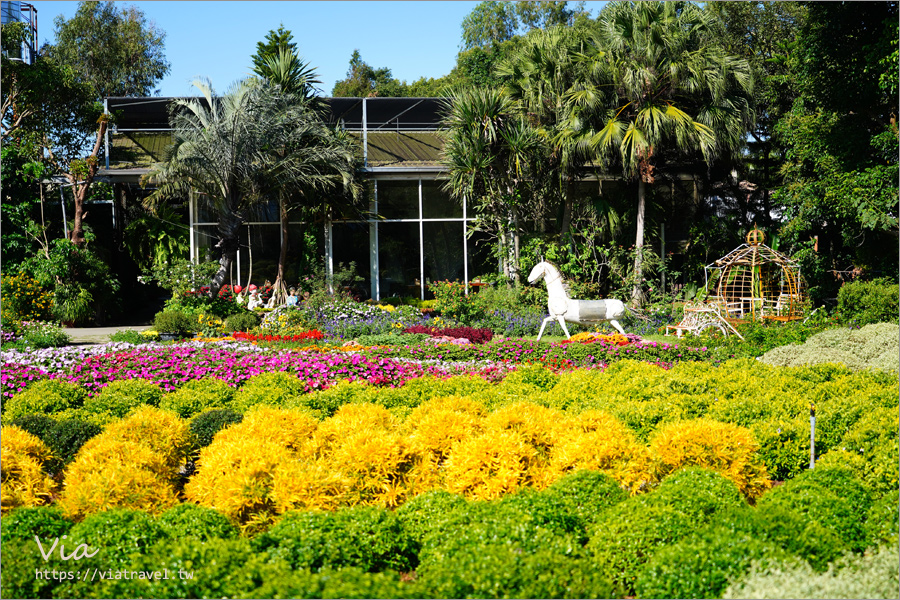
[442,87,543,281]
[332,50,404,97]
[47,0,170,99]
[250,28,361,304]
[574,0,754,304]
[461,1,589,50]
[44,1,170,247]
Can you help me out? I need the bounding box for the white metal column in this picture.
[463,194,469,294]
[418,179,425,300]
[370,182,379,300]
[325,216,334,294]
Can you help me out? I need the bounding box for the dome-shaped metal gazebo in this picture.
[703,228,807,322]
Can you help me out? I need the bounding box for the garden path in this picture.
[62,326,150,346]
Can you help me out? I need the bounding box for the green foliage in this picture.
[354,332,429,346]
[107,329,146,344]
[8,414,57,442]
[396,490,469,545]
[837,278,899,326]
[1,506,73,542]
[542,469,629,527]
[68,508,168,565]
[162,379,236,419]
[0,538,68,599]
[253,506,417,573]
[224,310,260,332]
[47,0,170,99]
[722,543,900,600]
[254,566,421,600]
[83,379,164,419]
[3,379,87,421]
[20,239,121,325]
[0,273,55,325]
[866,492,899,546]
[756,471,869,554]
[153,310,195,337]
[18,320,70,348]
[586,499,696,596]
[428,280,489,324]
[189,408,244,448]
[41,419,103,472]
[636,525,789,599]
[157,503,238,541]
[644,467,748,520]
[141,258,221,298]
[232,371,307,411]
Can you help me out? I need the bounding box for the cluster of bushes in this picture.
[837,277,899,327]
[761,322,898,371]
[3,465,896,599]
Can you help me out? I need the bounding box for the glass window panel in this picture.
[377,180,419,220]
[244,223,283,285]
[467,229,495,281]
[422,180,462,219]
[423,222,465,296]
[194,197,217,223]
[378,222,420,300]
[332,222,371,300]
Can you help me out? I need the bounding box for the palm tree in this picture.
[441,86,542,281]
[571,0,754,304]
[251,47,362,305]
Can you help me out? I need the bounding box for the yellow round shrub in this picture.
[648,418,771,500]
[1,426,55,514]
[100,406,193,475]
[59,438,178,520]
[213,406,318,453]
[443,429,538,500]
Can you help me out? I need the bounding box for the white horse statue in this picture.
[527,261,627,340]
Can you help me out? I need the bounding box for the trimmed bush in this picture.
[232,371,308,411]
[224,310,260,332]
[68,508,168,565]
[253,566,422,600]
[837,277,899,326]
[82,379,164,418]
[541,469,629,527]
[161,378,236,418]
[253,506,416,573]
[1,426,55,514]
[8,414,57,441]
[108,329,145,344]
[3,379,87,421]
[1,505,72,542]
[189,408,243,448]
[153,310,195,337]
[42,418,102,472]
[395,489,468,545]
[157,503,238,541]
[636,525,790,599]
[645,467,748,520]
[866,492,899,546]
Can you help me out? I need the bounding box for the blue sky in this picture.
[30,1,607,97]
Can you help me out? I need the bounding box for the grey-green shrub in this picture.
[157,503,238,541]
[3,379,87,421]
[160,378,235,418]
[82,379,164,417]
[722,543,900,600]
[760,322,899,371]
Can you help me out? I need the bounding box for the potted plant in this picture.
[153,310,195,341]
[53,284,94,327]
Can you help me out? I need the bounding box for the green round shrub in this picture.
[68,508,169,566]
[542,469,630,527]
[500,363,559,391]
[253,506,417,573]
[189,409,243,448]
[635,525,791,599]
[645,466,748,519]
[253,566,422,600]
[103,537,293,600]
[82,379,164,418]
[153,310,195,337]
[3,379,87,421]
[586,499,696,596]
[396,490,468,545]
[232,371,307,411]
[756,475,869,553]
[497,487,584,539]
[108,329,146,344]
[161,378,235,419]
[0,539,67,599]
[416,545,614,599]
[224,311,260,333]
[790,465,873,522]
[157,503,238,541]
[866,492,899,546]
[1,506,72,542]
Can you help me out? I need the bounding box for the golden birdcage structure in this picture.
[667,228,808,339]
[703,228,808,323]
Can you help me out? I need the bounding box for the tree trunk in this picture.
[631,178,647,305]
[67,117,108,247]
[270,196,290,306]
[559,178,574,235]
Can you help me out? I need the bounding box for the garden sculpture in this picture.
[527,260,627,340]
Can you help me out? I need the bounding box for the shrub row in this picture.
[3,465,894,599]
[401,325,494,344]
